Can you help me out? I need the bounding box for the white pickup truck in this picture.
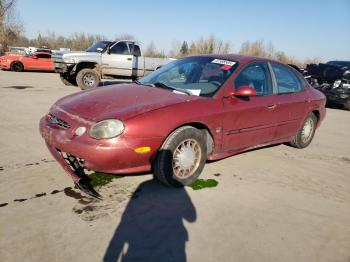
[52,40,173,90]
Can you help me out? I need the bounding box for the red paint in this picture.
[39,54,326,182]
[1,52,54,71]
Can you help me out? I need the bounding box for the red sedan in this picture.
[39,55,326,198]
[1,52,54,72]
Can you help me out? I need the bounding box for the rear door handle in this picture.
[127,58,132,61]
[267,104,277,110]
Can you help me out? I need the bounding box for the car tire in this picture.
[154,126,207,187]
[289,113,317,149]
[60,73,77,86]
[76,68,100,90]
[10,61,24,72]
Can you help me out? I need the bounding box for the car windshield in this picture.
[327,61,350,67]
[138,56,238,97]
[86,41,112,52]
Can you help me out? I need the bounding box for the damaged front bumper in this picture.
[39,107,163,197]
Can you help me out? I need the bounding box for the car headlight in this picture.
[90,119,125,139]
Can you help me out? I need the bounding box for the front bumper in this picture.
[1,61,10,70]
[39,109,164,181]
[53,61,75,73]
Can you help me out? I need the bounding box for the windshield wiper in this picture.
[153,82,192,96]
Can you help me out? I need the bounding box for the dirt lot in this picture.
[0,71,349,262]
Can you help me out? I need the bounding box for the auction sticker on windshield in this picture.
[211,59,236,66]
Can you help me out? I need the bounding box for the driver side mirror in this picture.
[224,85,256,98]
[32,55,38,59]
[96,47,103,53]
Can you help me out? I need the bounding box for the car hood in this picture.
[62,51,99,58]
[54,84,201,122]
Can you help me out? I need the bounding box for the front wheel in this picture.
[76,68,100,90]
[289,113,317,148]
[154,126,207,187]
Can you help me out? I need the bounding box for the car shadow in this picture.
[2,85,34,89]
[103,179,196,262]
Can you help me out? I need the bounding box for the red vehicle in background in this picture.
[1,52,54,72]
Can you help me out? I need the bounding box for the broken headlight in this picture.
[90,119,124,140]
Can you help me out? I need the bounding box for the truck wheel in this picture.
[60,73,77,86]
[10,61,24,72]
[289,113,317,149]
[76,68,100,90]
[154,126,207,187]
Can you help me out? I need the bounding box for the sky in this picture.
[15,0,350,61]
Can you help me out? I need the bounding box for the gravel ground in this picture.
[0,71,349,262]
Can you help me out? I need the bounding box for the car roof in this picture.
[191,54,282,64]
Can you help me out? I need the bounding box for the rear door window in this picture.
[271,63,303,94]
[133,45,141,56]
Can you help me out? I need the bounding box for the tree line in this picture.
[0,0,320,66]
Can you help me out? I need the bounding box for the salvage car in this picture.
[1,52,54,72]
[322,83,350,111]
[306,61,350,110]
[52,40,173,90]
[39,55,326,198]
[306,60,350,88]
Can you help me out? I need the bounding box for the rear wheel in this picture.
[154,126,207,187]
[60,73,77,86]
[290,113,317,148]
[343,100,350,111]
[10,61,24,72]
[76,68,100,90]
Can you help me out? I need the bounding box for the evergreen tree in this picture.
[180,41,188,56]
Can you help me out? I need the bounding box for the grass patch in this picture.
[89,172,122,187]
[189,179,218,190]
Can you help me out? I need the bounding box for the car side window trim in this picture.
[267,62,278,95]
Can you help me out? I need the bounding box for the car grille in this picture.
[47,113,70,129]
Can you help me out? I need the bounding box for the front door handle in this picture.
[127,58,132,61]
[267,104,277,110]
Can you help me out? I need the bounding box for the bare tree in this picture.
[0,0,24,52]
[144,41,166,58]
[0,0,15,17]
[238,40,305,66]
[172,35,231,57]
